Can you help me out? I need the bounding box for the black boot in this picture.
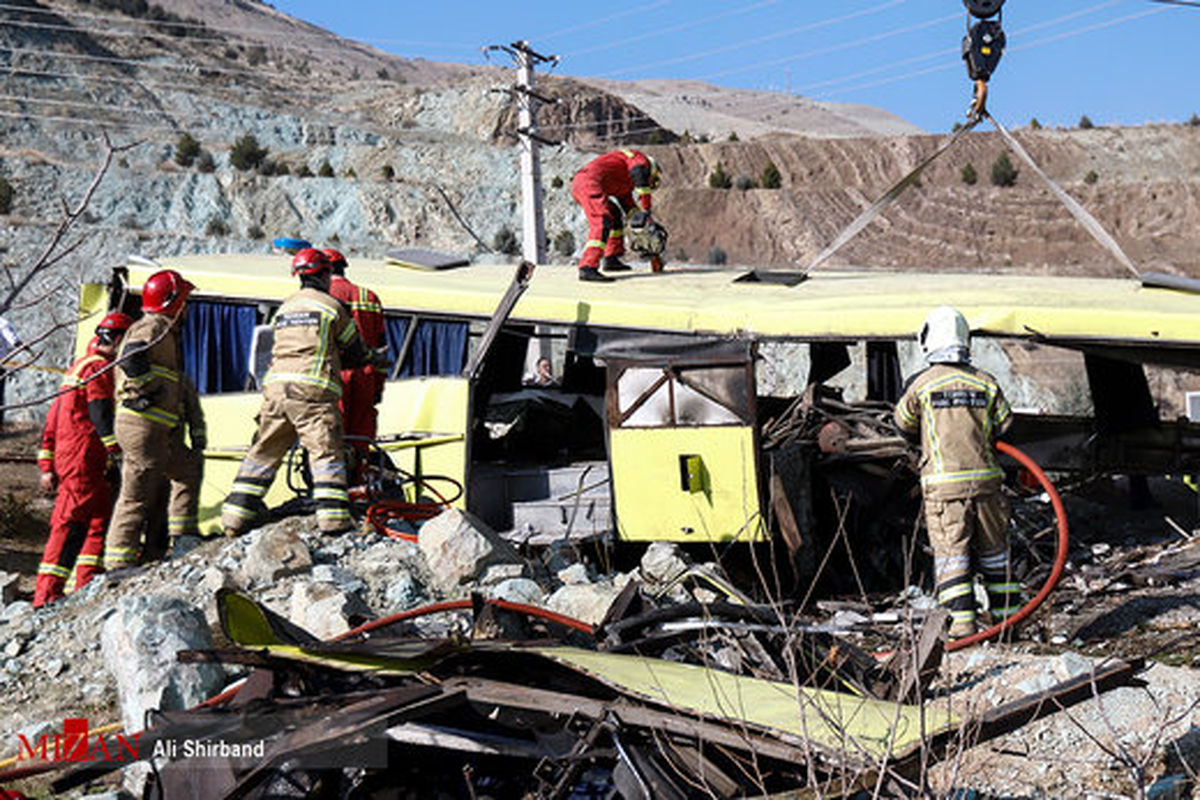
[579,267,614,282]
[601,256,632,272]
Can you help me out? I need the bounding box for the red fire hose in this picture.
[944,440,1070,651]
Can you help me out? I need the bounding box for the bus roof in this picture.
[127,254,1200,348]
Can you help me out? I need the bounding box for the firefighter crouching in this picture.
[571,148,663,282]
[104,269,206,571]
[894,306,1019,640]
[324,248,388,483]
[221,248,376,536]
[34,312,133,607]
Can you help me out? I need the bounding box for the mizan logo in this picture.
[16,718,140,763]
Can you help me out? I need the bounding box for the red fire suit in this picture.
[329,275,386,477]
[571,149,655,270]
[34,340,117,607]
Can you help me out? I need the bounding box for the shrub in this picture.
[174,132,200,167]
[760,161,782,189]
[550,175,563,189]
[1030,117,1042,130]
[318,160,334,178]
[1084,170,1099,185]
[224,47,238,61]
[734,175,755,191]
[376,68,389,80]
[708,162,732,189]
[344,167,357,179]
[0,177,13,215]
[257,159,276,177]
[707,246,727,265]
[274,162,290,176]
[696,133,711,144]
[1078,114,1095,130]
[350,67,361,80]
[205,217,230,237]
[1190,113,1200,127]
[960,163,978,186]
[328,232,340,243]
[298,164,314,178]
[493,225,519,256]
[247,46,266,66]
[728,131,739,142]
[674,248,689,262]
[247,224,265,240]
[196,151,215,173]
[230,133,267,171]
[990,153,1018,187]
[380,165,395,181]
[553,230,575,258]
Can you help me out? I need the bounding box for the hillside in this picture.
[2,0,1200,418]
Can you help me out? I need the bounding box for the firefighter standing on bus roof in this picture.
[324,248,388,483]
[34,312,133,607]
[104,269,206,570]
[894,305,1018,640]
[221,248,374,536]
[571,148,662,282]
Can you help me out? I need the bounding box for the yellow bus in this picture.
[78,254,1200,550]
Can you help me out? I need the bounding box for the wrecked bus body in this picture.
[81,255,1200,555]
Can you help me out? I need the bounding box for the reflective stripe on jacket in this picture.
[263,288,361,399]
[574,149,654,214]
[115,313,193,429]
[895,363,1013,499]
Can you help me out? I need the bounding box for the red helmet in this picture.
[322,248,347,273]
[96,311,134,334]
[141,270,195,315]
[291,247,331,276]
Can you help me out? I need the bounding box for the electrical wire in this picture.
[597,0,907,78]
[567,0,779,58]
[535,0,673,44]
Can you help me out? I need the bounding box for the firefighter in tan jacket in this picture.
[221,248,372,536]
[894,306,1017,639]
[105,269,206,570]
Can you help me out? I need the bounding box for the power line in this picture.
[698,12,959,81]
[567,0,778,58]
[598,0,906,78]
[815,5,1170,100]
[535,0,673,43]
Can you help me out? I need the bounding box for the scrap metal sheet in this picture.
[532,647,959,762]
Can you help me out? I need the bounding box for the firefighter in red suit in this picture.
[34,311,133,608]
[324,249,387,482]
[571,149,662,282]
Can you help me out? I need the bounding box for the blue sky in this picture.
[272,0,1190,133]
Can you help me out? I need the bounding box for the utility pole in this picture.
[485,40,559,264]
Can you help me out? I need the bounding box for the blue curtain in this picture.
[385,316,410,375]
[388,318,467,378]
[182,300,257,394]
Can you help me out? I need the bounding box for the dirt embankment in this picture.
[643,125,1200,273]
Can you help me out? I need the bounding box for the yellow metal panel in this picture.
[129,255,1200,347]
[532,647,957,762]
[193,378,471,533]
[74,283,109,360]
[610,426,764,543]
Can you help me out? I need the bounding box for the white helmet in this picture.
[919,305,970,363]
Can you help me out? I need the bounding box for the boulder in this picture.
[545,580,621,626]
[241,526,313,586]
[287,581,372,640]
[486,578,547,606]
[639,542,689,586]
[101,595,226,731]
[418,508,526,593]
